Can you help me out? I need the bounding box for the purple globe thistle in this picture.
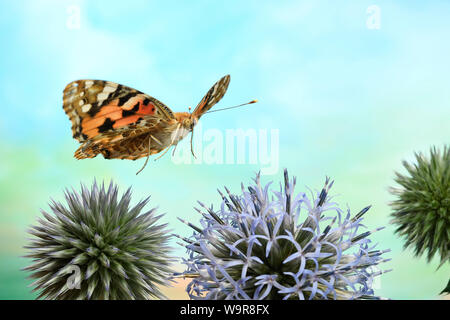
[176,170,391,300]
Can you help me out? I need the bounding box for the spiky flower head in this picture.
[177,170,391,300]
[23,181,174,300]
[389,145,449,267]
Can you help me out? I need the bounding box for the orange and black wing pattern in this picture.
[63,80,174,143]
[63,80,176,159]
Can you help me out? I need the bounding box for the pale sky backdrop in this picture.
[0,0,449,299]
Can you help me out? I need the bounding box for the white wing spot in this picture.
[81,104,92,113]
[97,92,109,101]
[103,84,118,93]
[79,100,85,106]
[66,88,77,95]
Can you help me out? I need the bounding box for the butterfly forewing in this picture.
[63,80,174,142]
[192,74,230,118]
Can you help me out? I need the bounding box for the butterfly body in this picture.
[63,75,230,161]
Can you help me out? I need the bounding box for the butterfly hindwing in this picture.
[192,74,230,118]
[73,124,166,160]
[63,80,174,143]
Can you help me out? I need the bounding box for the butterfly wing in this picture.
[63,80,177,159]
[63,80,175,143]
[192,75,230,118]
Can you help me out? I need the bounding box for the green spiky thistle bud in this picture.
[23,181,174,300]
[440,278,450,296]
[390,145,449,267]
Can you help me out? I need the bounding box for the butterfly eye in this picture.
[189,118,198,129]
[183,119,191,128]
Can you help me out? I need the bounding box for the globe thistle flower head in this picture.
[390,145,449,267]
[177,170,391,300]
[23,181,174,300]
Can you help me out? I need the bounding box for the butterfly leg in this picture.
[190,129,196,159]
[172,143,178,156]
[154,124,181,161]
[136,136,153,175]
[135,134,165,175]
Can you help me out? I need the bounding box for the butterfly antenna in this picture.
[204,99,258,114]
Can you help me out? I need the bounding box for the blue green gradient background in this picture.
[0,0,448,299]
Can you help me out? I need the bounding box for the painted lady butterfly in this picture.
[63,75,234,172]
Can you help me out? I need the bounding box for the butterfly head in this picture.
[183,116,198,132]
[175,112,198,132]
